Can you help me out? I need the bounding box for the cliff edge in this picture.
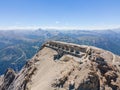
[0,41,120,90]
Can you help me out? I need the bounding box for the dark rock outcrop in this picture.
[77,72,100,90]
[0,68,16,90]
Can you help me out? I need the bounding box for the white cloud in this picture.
[0,25,120,30]
[55,21,60,24]
[0,26,39,30]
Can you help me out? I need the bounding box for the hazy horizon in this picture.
[0,27,120,31]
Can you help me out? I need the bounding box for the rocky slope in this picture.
[0,41,120,90]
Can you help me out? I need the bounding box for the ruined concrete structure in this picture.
[42,41,91,59]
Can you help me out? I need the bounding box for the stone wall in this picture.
[43,41,90,58]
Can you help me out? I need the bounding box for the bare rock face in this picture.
[0,41,120,90]
[0,68,16,90]
[76,72,99,90]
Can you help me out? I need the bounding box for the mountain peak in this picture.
[0,41,120,90]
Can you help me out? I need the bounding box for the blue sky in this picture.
[0,0,120,30]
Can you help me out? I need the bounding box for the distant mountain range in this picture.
[0,29,120,74]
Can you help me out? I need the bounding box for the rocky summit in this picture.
[0,41,120,90]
